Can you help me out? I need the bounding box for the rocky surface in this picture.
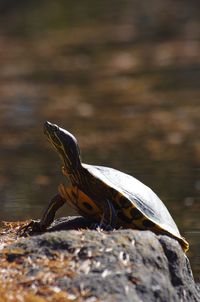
[0,216,199,302]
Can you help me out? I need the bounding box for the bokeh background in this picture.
[0,0,199,280]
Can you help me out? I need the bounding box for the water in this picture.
[0,1,199,281]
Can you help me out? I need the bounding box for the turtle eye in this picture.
[51,125,59,132]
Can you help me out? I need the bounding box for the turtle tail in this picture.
[179,237,189,253]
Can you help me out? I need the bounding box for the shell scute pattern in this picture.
[84,164,181,237]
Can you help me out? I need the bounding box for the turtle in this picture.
[21,121,189,252]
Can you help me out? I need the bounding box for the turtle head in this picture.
[44,121,81,174]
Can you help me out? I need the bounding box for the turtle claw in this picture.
[90,222,113,231]
[17,220,44,237]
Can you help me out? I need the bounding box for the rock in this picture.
[4,217,200,302]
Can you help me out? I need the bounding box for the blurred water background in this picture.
[0,0,199,280]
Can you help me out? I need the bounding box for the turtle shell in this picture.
[83,164,189,252]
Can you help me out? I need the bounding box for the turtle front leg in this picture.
[18,194,65,236]
[92,199,117,231]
